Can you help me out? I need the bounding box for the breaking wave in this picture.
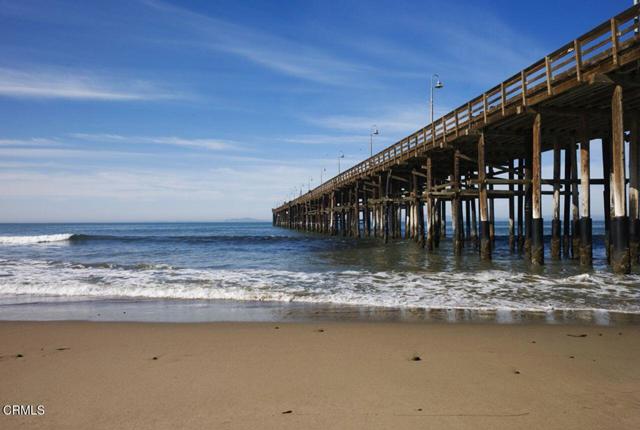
[0,258,638,314]
[0,234,75,245]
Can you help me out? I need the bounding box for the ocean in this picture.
[0,221,638,324]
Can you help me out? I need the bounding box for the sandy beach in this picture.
[0,321,639,429]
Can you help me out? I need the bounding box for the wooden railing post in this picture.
[574,39,582,82]
[611,18,619,66]
[482,93,488,123]
[544,56,552,95]
[520,70,527,106]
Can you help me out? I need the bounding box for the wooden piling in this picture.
[517,158,524,252]
[630,116,639,264]
[465,198,472,243]
[524,141,533,259]
[570,142,580,260]
[478,132,491,260]
[453,149,463,255]
[508,160,516,252]
[440,199,447,239]
[434,197,441,248]
[426,157,434,251]
[471,193,478,247]
[579,116,592,266]
[488,167,495,245]
[562,147,572,258]
[610,85,630,273]
[383,173,390,243]
[551,137,561,259]
[531,113,544,265]
[602,137,612,262]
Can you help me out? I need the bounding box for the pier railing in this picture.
[276,4,640,211]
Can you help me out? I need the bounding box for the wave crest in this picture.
[0,234,74,245]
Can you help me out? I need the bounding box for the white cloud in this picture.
[143,0,371,86]
[305,104,435,137]
[0,67,182,101]
[279,134,371,146]
[0,161,321,221]
[69,133,235,151]
[0,137,60,146]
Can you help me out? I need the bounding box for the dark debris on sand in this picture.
[282,410,293,415]
[567,334,587,338]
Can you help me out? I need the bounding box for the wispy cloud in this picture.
[69,133,235,151]
[143,0,371,86]
[0,137,60,146]
[279,134,371,146]
[0,67,183,101]
[305,103,436,137]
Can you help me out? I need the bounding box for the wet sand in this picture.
[1,321,639,429]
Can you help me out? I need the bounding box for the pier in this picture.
[273,5,640,273]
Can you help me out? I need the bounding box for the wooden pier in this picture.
[273,5,640,273]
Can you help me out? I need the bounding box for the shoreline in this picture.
[1,320,639,429]
[2,296,640,326]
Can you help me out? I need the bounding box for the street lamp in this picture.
[338,152,345,174]
[430,74,444,125]
[369,125,379,157]
[320,167,326,183]
[308,177,313,192]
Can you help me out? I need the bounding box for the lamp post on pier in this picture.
[369,125,379,157]
[338,152,345,174]
[430,74,444,125]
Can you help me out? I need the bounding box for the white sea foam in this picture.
[0,258,639,314]
[0,234,74,245]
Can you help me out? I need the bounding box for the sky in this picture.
[0,0,633,222]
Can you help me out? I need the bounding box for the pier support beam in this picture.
[630,116,639,264]
[363,191,370,237]
[579,116,592,266]
[517,158,524,252]
[602,137,612,262]
[440,200,446,239]
[508,160,516,252]
[570,142,580,260]
[563,148,571,258]
[551,138,561,259]
[524,140,533,259]
[478,132,491,260]
[531,113,544,265]
[453,149,463,255]
[354,183,361,238]
[610,85,630,273]
[489,167,495,245]
[426,157,434,251]
[465,198,471,243]
[471,193,478,248]
[384,172,391,244]
[434,197,441,248]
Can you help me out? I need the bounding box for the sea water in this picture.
[0,222,638,323]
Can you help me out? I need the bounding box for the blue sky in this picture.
[0,0,631,222]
